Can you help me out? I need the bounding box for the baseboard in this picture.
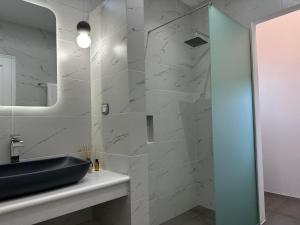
[265,190,300,199]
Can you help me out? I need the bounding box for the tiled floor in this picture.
[264,192,300,225]
[160,193,300,225]
[161,206,215,225]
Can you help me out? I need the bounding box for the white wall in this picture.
[145,2,213,224]
[90,1,150,225]
[145,1,300,224]
[256,9,300,198]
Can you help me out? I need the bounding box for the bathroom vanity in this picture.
[0,171,130,225]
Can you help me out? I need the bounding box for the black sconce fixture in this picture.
[76,21,91,48]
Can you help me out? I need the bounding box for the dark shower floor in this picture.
[160,192,300,225]
[264,192,300,225]
[161,206,215,225]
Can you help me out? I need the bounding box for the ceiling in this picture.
[180,0,206,8]
[0,0,56,33]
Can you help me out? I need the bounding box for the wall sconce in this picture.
[76,21,91,49]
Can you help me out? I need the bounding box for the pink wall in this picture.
[256,9,300,197]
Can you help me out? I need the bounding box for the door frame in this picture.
[251,4,300,225]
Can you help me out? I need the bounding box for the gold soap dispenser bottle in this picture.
[94,159,100,171]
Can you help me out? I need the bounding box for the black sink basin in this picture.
[0,156,90,200]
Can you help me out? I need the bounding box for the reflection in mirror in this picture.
[0,0,57,107]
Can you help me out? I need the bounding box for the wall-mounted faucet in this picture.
[10,135,24,163]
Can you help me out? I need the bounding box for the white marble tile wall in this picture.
[189,8,214,210]
[0,117,13,163]
[145,0,200,31]
[0,19,57,106]
[145,1,300,224]
[90,0,130,167]
[0,0,91,163]
[146,4,213,224]
[0,0,296,224]
[90,0,149,224]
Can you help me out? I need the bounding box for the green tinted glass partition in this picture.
[209,6,258,225]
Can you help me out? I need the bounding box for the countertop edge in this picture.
[0,171,130,215]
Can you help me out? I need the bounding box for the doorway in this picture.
[252,5,300,225]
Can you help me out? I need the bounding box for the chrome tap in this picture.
[10,135,24,163]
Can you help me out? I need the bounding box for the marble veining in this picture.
[90,1,149,225]
[0,0,294,224]
[0,19,56,106]
[0,0,92,165]
[145,0,300,224]
[146,3,213,224]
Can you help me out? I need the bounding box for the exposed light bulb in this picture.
[76,21,91,49]
[77,31,91,49]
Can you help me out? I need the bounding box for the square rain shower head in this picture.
[184,36,208,47]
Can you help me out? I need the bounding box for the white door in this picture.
[0,54,16,106]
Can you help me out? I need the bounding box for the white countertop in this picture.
[0,170,130,219]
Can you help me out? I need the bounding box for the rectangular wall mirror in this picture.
[0,0,57,107]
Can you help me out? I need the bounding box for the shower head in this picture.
[185,32,209,47]
[185,37,207,47]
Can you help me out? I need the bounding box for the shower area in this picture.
[146,4,214,225]
[145,1,258,225]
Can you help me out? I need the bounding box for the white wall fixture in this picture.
[76,21,91,49]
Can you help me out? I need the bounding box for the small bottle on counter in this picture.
[94,159,100,171]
